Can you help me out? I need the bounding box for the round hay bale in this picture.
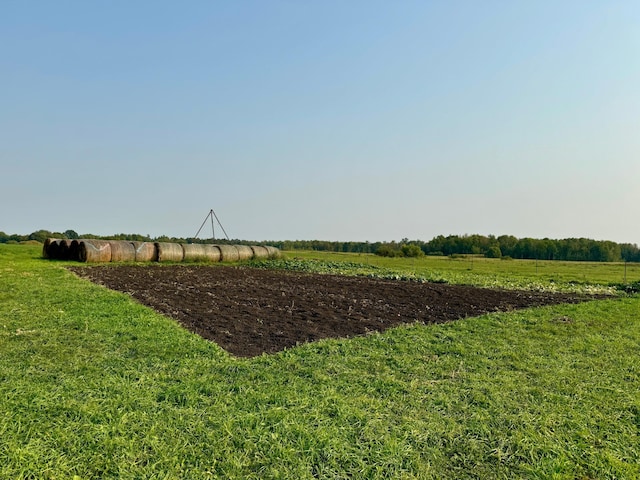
[264,246,281,259]
[235,245,254,261]
[156,242,184,262]
[57,239,74,260]
[250,245,270,260]
[69,240,83,261]
[109,241,136,262]
[49,239,63,259]
[79,240,112,263]
[216,244,239,262]
[43,238,60,259]
[182,243,221,262]
[131,242,158,262]
[204,244,222,262]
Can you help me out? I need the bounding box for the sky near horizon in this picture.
[2,1,639,243]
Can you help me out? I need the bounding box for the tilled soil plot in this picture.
[70,265,598,357]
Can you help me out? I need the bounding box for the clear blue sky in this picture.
[2,1,638,243]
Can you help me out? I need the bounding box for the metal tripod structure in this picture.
[194,209,230,242]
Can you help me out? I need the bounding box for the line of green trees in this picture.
[415,234,640,262]
[258,235,640,263]
[2,230,639,263]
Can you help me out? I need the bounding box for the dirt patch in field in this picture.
[69,265,598,358]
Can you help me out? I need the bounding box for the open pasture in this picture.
[1,244,639,478]
[286,250,640,292]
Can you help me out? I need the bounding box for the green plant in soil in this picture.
[1,244,639,479]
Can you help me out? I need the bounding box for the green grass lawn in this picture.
[1,244,639,479]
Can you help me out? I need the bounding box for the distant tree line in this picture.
[422,234,640,262]
[260,235,640,263]
[2,230,639,263]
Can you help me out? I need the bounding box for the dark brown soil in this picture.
[69,265,597,358]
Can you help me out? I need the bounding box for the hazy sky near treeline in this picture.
[2,1,639,243]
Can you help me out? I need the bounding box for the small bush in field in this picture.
[401,244,424,258]
[375,245,401,257]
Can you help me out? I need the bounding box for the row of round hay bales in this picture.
[43,238,280,263]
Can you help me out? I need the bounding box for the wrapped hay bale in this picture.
[131,242,158,262]
[156,242,184,262]
[264,246,281,259]
[109,241,136,262]
[216,244,239,262]
[43,238,61,259]
[79,240,112,263]
[250,245,270,260]
[235,245,254,261]
[182,243,221,262]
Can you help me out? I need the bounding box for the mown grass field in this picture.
[1,244,639,479]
